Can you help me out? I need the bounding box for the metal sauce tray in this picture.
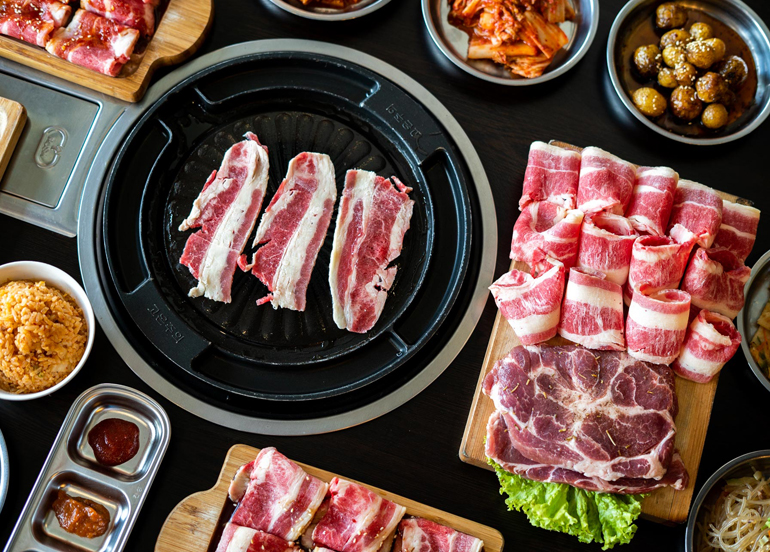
[4,384,171,552]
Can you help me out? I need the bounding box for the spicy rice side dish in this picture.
[0,280,88,394]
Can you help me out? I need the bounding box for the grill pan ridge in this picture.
[101,52,473,402]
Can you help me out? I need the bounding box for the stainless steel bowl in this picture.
[0,428,7,514]
[607,0,770,145]
[738,249,770,394]
[266,0,391,20]
[686,450,770,552]
[421,0,599,85]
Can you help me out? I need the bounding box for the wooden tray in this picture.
[156,444,505,552]
[0,0,214,103]
[0,98,25,181]
[460,141,743,524]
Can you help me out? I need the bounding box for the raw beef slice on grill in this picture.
[485,411,688,493]
[482,345,678,481]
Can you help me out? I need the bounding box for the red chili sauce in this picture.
[87,418,140,466]
[52,490,110,538]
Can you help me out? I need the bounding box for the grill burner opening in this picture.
[100,52,473,402]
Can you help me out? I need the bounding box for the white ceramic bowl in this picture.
[0,261,95,401]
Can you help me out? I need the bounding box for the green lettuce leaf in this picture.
[489,458,645,549]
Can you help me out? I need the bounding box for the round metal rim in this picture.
[685,449,770,551]
[606,0,770,146]
[266,0,391,21]
[77,39,497,435]
[738,248,770,394]
[0,428,7,514]
[421,0,599,86]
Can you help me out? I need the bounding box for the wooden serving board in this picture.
[0,0,213,103]
[460,141,743,524]
[0,98,25,182]
[156,445,505,552]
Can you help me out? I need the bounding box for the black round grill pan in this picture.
[101,52,472,401]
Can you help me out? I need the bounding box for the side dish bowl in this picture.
[607,0,770,145]
[266,0,391,21]
[0,261,95,401]
[422,0,599,85]
[738,248,770,394]
[686,450,770,552]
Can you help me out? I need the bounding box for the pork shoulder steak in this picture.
[482,345,678,481]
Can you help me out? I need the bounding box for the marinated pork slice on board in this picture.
[81,0,155,36]
[396,518,483,552]
[239,152,336,312]
[179,132,269,303]
[312,478,406,552]
[0,0,71,46]
[328,169,414,333]
[228,447,329,542]
[482,345,679,481]
[215,524,302,552]
[485,411,688,493]
[45,10,139,76]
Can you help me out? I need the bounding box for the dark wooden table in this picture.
[2,0,769,550]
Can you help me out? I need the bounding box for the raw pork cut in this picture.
[215,524,302,552]
[666,180,723,249]
[625,166,678,236]
[680,247,751,319]
[626,287,691,365]
[45,9,139,76]
[575,147,635,215]
[179,132,269,303]
[576,213,637,286]
[328,170,414,333]
[624,224,696,304]
[672,310,741,383]
[482,345,678,481]
[0,0,70,46]
[485,411,688,493]
[228,447,329,542]
[397,518,483,552]
[558,268,625,351]
[240,152,336,312]
[510,201,583,273]
[312,478,406,552]
[712,200,760,263]
[81,0,155,36]
[519,141,581,210]
[489,259,565,345]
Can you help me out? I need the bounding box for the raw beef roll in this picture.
[558,268,625,350]
[576,147,635,215]
[398,518,484,552]
[672,310,741,383]
[489,259,565,345]
[667,180,723,249]
[680,247,751,319]
[625,166,678,236]
[215,524,301,552]
[510,201,583,273]
[576,213,637,286]
[712,199,761,262]
[519,142,581,210]
[624,224,696,304]
[626,287,691,365]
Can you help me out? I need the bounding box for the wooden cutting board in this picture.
[156,444,505,552]
[460,141,743,524]
[0,0,213,102]
[0,98,25,182]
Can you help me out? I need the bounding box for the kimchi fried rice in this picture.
[0,280,87,394]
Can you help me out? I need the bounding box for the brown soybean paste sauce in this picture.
[88,418,140,466]
[52,491,110,538]
[619,7,757,137]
